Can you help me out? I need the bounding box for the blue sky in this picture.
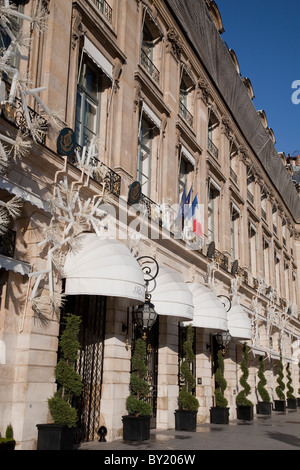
[216,0,300,157]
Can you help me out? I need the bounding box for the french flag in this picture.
[187,195,203,238]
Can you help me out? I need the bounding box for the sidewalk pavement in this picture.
[76,408,300,452]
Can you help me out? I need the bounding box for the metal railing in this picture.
[213,249,228,271]
[140,49,160,84]
[71,146,121,197]
[1,97,48,145]
[261,208,267,221]
[179,100,193,127]
[208,137,218,159]
[91,0,112,23]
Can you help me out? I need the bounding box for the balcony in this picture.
[90,0,112,23]
[208,137,218,159]
[140,49,160,84]
[261,208,267,221]
[71,146,121,197]
[179,100,193,127]
[1,98,47,145]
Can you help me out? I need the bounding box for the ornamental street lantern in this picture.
[215,330,232,353]
[133,256,159,339]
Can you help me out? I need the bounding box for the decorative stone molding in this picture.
[197,75,212,105]
[134,81,142,112]
[112,58,123,92]
[166,27,182,60]
[71,10,84,50]
[221,115,233,138]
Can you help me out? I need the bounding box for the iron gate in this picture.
[64,295,106,442]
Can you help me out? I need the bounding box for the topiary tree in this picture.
[48,314,83,428]
[126,338,152,417]
[257,356,271,403]
[236,343,253,407]
[286,363,295,399]
[178,325,199,411]
[215,349,228,408]
[275,356,285,400]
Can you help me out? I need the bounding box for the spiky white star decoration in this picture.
[0,0,63,168]
[28,157,109,318]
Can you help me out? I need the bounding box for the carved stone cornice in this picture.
[166,27,182,60]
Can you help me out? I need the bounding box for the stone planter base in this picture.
[256,402,272,415]
[274,400,286,412]
[210,407,229,424]
[237,406,254,421]
[175,410,197,431]
[122,415,151,441]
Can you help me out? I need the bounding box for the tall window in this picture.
[230,203,240,260]
[248,222,257,274]
[284,260,290,301]
[179,69,195,127]
[263,237,270,287]
[178,146,194,202]
[208,109,219,159]
[208,184,220,243]
[75,57,100,147]
[140,12,162,84]
[274,251,281,294]
[137,117,152,197]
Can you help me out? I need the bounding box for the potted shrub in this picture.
[256,356,272,415]
[37,314,83,450]
[236,343,254,420]
[274,356,286,412]
[210,349,230,424]
[0,424,16,451]
[175,325,199,431]
[286,363,297,409]
[122,337,152,441]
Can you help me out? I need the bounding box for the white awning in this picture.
[183,283,228,331]
[148,265,193,322]
[227,303,252,340]
[0,254,31,276]
[84,36,113,80]
[64,233,145,305]
[181,144,196,167]
[0,176,50,213]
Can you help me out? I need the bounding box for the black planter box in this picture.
[297,398,300,407]
[0,440,16,451]
[122,415,151,441]
[175,410,197,431]
[256,402,272,415]
[210,407,229,424]
[36,424,75,450]
[236,405,254,421]
[274,400,286,412]
[287,398,297,409]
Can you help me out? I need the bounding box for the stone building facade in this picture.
[0,0,300,449]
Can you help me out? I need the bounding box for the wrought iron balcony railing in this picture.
[213,249,228,271]
[91,0,112,23]
[0,229,16,258]
[140,49,160,84]
[236,265,249,284]
[1,97,48,145]
[179,100,194,127]
[207,137,218,159]
[71,146,121,197]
